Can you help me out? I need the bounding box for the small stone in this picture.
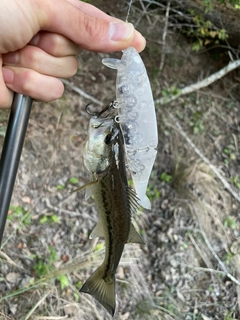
[6,272,20,283]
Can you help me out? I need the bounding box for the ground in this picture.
[0,1,240,319]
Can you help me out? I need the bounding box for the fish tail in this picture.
[80,266,116,316]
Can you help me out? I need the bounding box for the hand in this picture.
[0,0,146,108]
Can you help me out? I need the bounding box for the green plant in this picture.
[231,175,240,189]
[7,205,31,227]
[224,216,237,229]
[94,242,104,252]
[40,214,60,224]
[183,10,228,51]
[224,310,236,320]
[68,177,79,185]
[160,172,172,183]
[57,274,69,290]
[222,143,236,163]
[57,184,65,190]
[34,245,58,278]
[189,111,205,134]
[224,252,234,265]
[146,184,161,202]
[161,86,182,98]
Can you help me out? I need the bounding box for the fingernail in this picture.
[3,52,19,64]
[109,22,134,41]
[2,68,14,84]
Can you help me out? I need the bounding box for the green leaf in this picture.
[58,275,69,290]
[74,293,79,302]
[160,172,172,183]
[23,212,31,226]
[49,214,60,223]
[40,216,48,224]
[57,184,65,190]
[94,242,104,252]
[69,177,79,185]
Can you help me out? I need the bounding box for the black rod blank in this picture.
[0,94,32,246]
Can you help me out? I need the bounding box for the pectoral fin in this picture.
[71,179,98,195]
[127,223,144,244]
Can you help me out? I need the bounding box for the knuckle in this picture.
[68,57,78,76]
[21,69,35,92]
[28,48,41,66]
[49,35,63,56]
[83,15,106,44]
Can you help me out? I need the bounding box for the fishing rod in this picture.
[0,93,32,246]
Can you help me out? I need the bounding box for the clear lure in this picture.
[102,47,158,209]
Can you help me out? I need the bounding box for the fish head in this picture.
[84,116,118,175]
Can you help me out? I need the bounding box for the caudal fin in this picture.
[80,267,116,316]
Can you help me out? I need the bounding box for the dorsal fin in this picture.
[127,186,140,215]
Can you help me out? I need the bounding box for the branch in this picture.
[167,112,240,204]
[61,79,103,106]
[159,0,171,71]
[155,59,240,105]
[193,211,240,286]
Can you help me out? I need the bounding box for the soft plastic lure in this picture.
[102,47,158,209]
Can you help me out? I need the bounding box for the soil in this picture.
[0,1,240,320]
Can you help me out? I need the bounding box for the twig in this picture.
[61,79,103,106]
[139,0,152,24]
[192,205,240,286]
[0,312,12,320]
[188,233,213,269]
[167,112,240,204]
[181,263,226,275]
[0,250,29,274]
[155,59,240,105]
[36,317,68,320]
[159,0,171,71]
[24,291,52,320]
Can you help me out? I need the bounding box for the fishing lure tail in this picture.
[134,186,152,210]
[80,266,116,316]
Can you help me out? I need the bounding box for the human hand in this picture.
[0,0,146,108]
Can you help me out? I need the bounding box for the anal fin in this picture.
[127,223,144,244]
[89,220,105,239]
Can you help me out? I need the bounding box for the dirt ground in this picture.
[0,1,240,319]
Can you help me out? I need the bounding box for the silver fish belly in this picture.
[80,115,143,316]
[102,47,158,210]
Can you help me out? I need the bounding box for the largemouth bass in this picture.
[79,114,143,316]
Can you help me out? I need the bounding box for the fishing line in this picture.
[126,0,134,22]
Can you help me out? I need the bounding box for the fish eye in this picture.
[105,133,113,145]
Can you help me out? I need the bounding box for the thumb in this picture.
[39,0,145,52]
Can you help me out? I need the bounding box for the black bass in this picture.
[79,114,143,316]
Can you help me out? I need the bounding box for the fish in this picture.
[102,47,158,210]
[79,114,144,316]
